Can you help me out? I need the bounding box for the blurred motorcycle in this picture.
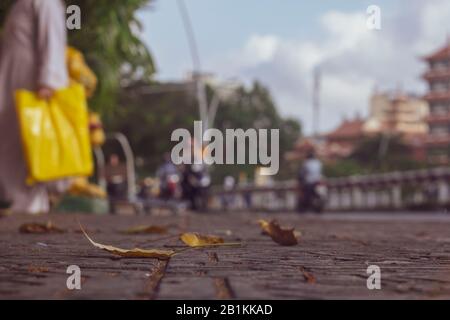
[159,173,181,200]
[298,180,328,214]
[182,164,211,211]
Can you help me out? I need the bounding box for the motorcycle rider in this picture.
[298,149,323,212]
[156,153,179,200]
[181,163,211,211]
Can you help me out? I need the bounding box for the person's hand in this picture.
[37,87,54,100]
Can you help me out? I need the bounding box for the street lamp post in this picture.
[176,0,209,133]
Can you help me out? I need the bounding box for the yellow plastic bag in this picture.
[15,84,93,185]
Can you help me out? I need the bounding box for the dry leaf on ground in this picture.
[79,223,175,260]
[19,221,65,234]
[257,219,299,246]
[121,225,168,235]
[299,266,316,284]
[258,220,271,235]
[180,233,225,247]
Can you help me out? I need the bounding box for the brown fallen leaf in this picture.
[258,219,299,246]
[180,233,225,247]
[299,266,316,284]
[121,225,168,235]
[19,221,65,234]
[79,223,175,260]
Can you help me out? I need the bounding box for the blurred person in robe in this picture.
[0,0,68,214]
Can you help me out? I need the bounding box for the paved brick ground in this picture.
[1,212,450,299]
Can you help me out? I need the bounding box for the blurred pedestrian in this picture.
[239,172,252,209]
[156,153,180,200]
[0,0,68,214]
[222,175,236,211]
[297,150,324,212]
[106,154,127,199]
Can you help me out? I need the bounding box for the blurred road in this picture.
[1,212,450,299]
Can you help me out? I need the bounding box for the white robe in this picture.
[0,0,68,214]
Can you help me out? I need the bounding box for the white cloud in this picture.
[415,0,450,52]
[207,1,450,134]
[244,35,279,64]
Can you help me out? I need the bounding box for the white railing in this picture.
[209,167,450,212]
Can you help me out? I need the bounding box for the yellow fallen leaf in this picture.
[257,219,299,246]
[19,221,65,234]
[180,233,224,247]
[121,225,168,235]
[79,223,175,260]
[257,220,271,235]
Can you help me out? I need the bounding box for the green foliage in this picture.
[105,81,198,177]
[352,134,425,172]
[324,159,367,178]
[326,134,427,177]
[0,0,155,113]
[108,81,302,182]
[66,0,155,113]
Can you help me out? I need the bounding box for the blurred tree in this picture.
[106,81,198,177]
[0,0,156,114]
[324,159,367,178]
[109,81,302,181]
[211,81,301,183]
[323,134,428,178]
[350,134,426,173]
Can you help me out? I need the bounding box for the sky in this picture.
[138,0,450,134]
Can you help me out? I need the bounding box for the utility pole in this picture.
[313,67,321,139]
[176,0,209,133]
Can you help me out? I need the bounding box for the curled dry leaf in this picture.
[257,219,299,246]
[121,225,168,235]
[180,233,224,247]
[79,223,175,260]
[299,266,316,284]
[258,220,271,235]
[294,230,303,238]
[19,221,65,234]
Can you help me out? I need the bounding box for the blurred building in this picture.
[287,90,429,162]
[422,42,450,163]
[286,118,365,162]
[322,90,428,161]
[324,117,366,159]
[364,90,429,135]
